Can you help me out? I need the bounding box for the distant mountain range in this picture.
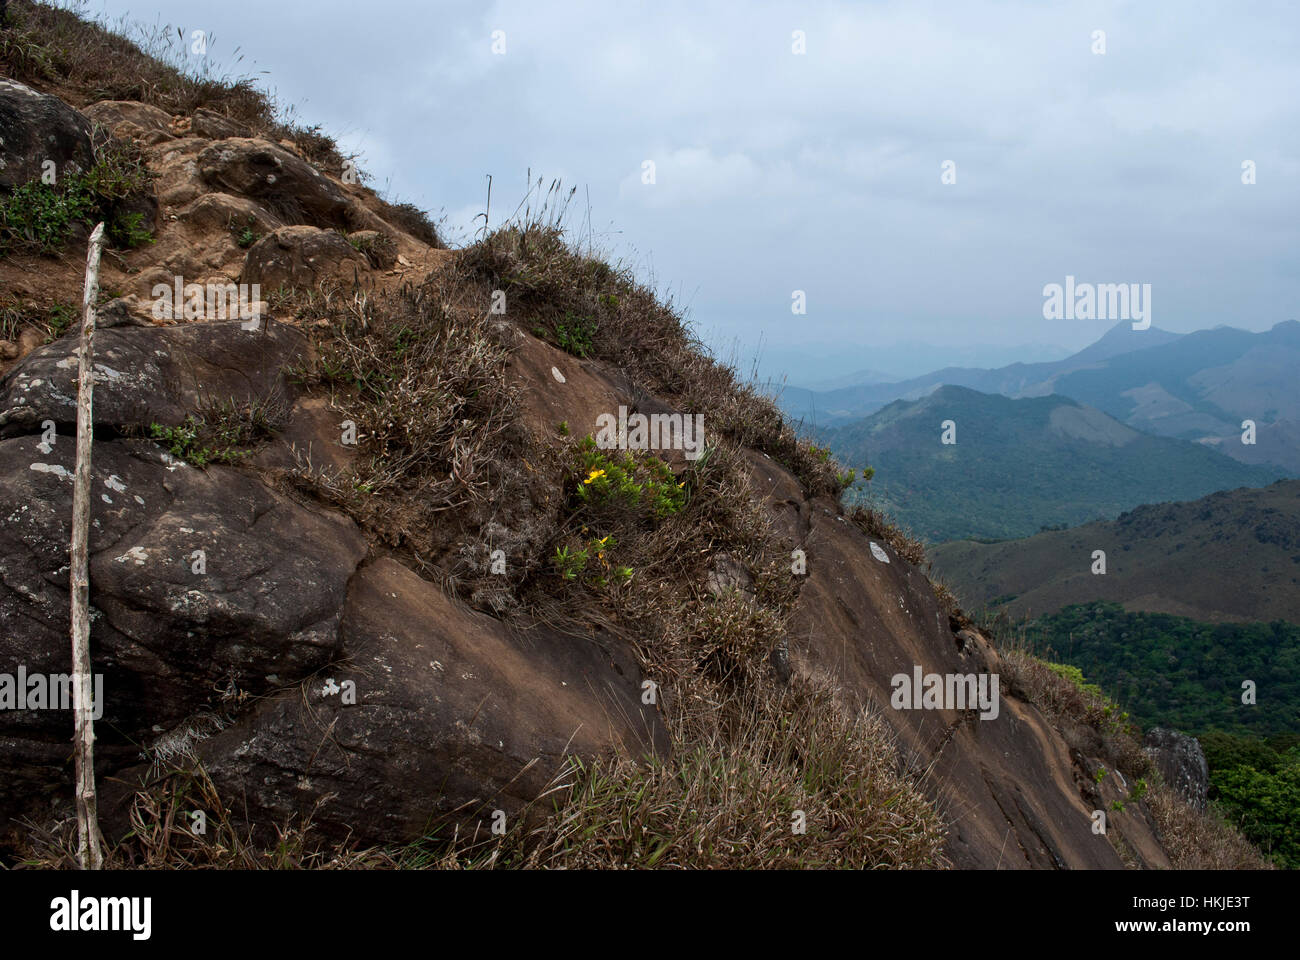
[821,385,1289,542]
[774,320,1182,423]
[778,319,1300,475]
[929,479,1300,623]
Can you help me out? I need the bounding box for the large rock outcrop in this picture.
[197,138,353,229]
[239,225,368,290]
[0,431,368,836]
[163,559,667,841]
[1144,727,1210,811]
[0,316,665,847]
[0,78,95,189]
[0,319,304,437]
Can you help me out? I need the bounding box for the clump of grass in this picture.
[929,577,967,627]
[1146,781,1273,870]
[15,764,384,870]
[147,396,283,466]
[281,274,529,590]
[397,678,946,869]
[552,536,633,589]
[42,302,78,341]
[849,504,926,566]
[373,199,443,248]
[0,299,79,343]
[534,310,596,358]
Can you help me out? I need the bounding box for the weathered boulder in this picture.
[0,78,95,189]
[0,319,306,436]
[190,108,252,141]
[95,295,155,329]
[104,558,669,844]
[197,138,351,229]
[83,100,174,144]
[239,225,368,289]
[176,191,283,238]
[1144,727,1209,811]
[0,433,367,834]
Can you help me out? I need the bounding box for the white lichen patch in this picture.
[29,462,72,481]
[114,545,149,565]
[105,475,127,492]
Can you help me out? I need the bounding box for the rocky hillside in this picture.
[931,479,1300,624]
[775,320,1185,426]
[0,1,1264,869]
[823,385,1285,542]
[781,319,1300,477]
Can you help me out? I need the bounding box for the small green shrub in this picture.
[0,138,154,255]
[0,178,96,254]
[552,536,634,589]
[574,437,687,521]
[552,311,597,358]
[108,210,153,249]
[44,303,78,341]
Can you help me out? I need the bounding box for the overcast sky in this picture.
[86,0,1300,385]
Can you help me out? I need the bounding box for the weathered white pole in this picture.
[71,222,106,870]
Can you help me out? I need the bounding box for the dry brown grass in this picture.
[1146,782,1274,870]
[387,677,947,870]
[14,766,386,869]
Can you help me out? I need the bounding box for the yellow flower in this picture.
[584,469,606,484]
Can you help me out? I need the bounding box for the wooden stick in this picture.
[71,222,106,870]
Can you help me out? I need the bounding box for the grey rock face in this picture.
[197,138,351,229]
[1144,727,1209,811]
[0,319,306,437]
[239,225,367,290]
[0,433,366,834]
[0,78,95,190]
